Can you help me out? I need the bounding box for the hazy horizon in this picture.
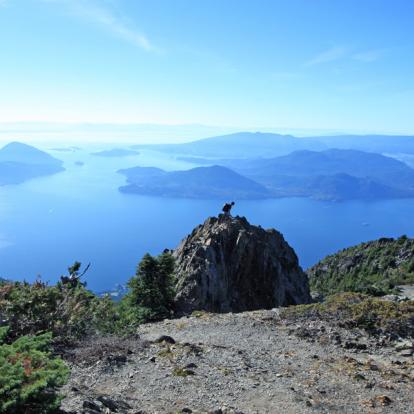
[1,122,414,146]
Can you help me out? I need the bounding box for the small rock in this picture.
[311,291,324,303]
[97,395,119,412]
[375,395,392,406]
[113,355,127,364]
[354,373,366,381]
[82,401,102,412]
[344,341,367,350]
[155,335,176,344]
[395,340,413,352]
[382,294,400,302]
[399,349,414,357]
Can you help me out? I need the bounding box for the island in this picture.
[117,165,271,199]
[91,148,139,158]
[119,149,414,201]
[0,141,65,186]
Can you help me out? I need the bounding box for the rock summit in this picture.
[173,215,311,313]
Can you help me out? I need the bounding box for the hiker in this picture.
[222,201,235,217]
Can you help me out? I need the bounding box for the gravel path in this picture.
[61,310,414,414]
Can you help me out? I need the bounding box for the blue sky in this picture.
[0,0,413,135]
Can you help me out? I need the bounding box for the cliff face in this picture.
[173,215,311,313]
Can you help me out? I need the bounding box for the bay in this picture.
[0,146,413,291]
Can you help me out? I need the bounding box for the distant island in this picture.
[132,131,414,158]
[50,146,81,152]
[118,165,271,199]
[0,142,65,186]
[119,148,414,201]
[228,149,414,200]
[91,148,139,158]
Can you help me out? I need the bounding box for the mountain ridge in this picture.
[120,148,414,201]
[0,141,64,185]
[131,131,414,157]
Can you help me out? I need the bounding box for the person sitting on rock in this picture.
[222,201,235,217]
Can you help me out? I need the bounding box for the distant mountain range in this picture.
[313,134,414,154]
[229,149,414,198]
[119,149,414,201]
[132,131,414,158]
[91,148,139,157]
[132,132,326,158]
[0,142,64,186]
[118,165,270,199]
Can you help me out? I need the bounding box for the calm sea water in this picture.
[1,146,413,291]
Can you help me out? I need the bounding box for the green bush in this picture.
[0,328,69,414]
[0,255,177,342]
[0,266,119,341]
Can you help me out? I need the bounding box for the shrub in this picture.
[0,255,176,342]
[0,265,119,341]
[281,292,414,339]
[0,328,69,414]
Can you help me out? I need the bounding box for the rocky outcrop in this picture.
[173,215,311,313]
[307,235,414,296]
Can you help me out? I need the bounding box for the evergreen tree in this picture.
[125,252,176,323]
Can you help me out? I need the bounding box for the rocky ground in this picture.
[399,285,414,300]
[61,309,414,414]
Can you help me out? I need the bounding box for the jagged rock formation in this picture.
[173,215,311,313]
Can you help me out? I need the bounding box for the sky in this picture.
[0,0,414,140]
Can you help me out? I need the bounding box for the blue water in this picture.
[1,146,414,291]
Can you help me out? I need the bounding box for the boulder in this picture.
[173,215,311,313]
